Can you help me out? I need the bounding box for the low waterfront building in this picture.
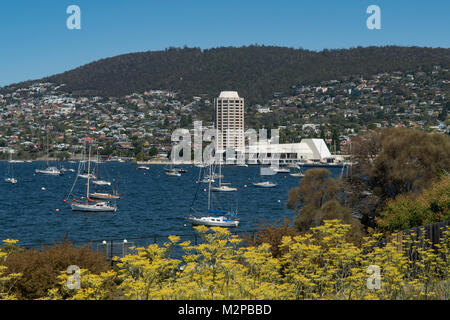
[245,138,333,164]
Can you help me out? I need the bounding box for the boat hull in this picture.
[253,182,277,188]
[186,216,239,228]
[71,202,117,212]
[4,178,17,184]
[89,193,120,200]
[35,169,63,176]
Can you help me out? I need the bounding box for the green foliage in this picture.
[378,176,450,232]
[6,46,450,104]
[287,169,363,243]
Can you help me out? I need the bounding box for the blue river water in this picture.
[0,162,343,247]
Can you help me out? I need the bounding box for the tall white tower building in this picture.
[215,91,245,156]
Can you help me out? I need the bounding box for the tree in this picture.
[344,128,450,227]
[287,168,363,242]
[148,146,158,157]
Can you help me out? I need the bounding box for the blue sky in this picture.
[1,0,449,87]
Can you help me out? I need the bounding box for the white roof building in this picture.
[246,138,332,164]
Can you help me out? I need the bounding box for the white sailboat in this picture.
[186,172,239,228]
[35,129,63,176]
[92,151,111,186]
[290,163,305,177]
[5,152,18,184]
[211,158,237,192]
[253,165,277,188]
[67,146,117,212]
[164,163,182,176]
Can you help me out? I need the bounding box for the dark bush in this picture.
[2,240,110,299]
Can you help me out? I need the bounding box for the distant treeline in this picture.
[3,45,450,104]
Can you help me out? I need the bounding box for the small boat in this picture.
[78,173,96,179]
[237,163,248,167]
[36,167,63,176]
[271,166,290,173]
[5,152,18,183]
[5,177,18,184]
[186,211,239,228]
[253,181,277,188]
[166,169,181,177]
[71,200,117,212]
[137,166,150,170]
[211,159,237,192]
[200,177,215,183]
[60,167,75,173]
[290,172,304,177]
[290,164,305,177]
[253,165,277,188]
[92,180,111,186]
[211,185,237,192]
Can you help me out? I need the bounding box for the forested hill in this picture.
[4,46,450,103]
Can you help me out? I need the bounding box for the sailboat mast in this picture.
[207,164,211,210]
[87,145,91,199]
[219,155,222,186]
[46,128,49,167]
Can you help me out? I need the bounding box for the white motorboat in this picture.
[137,166,150,170]
[271,166,290,173]
[71,200,117,212]
[211,185,237,192]
[166,170,181,177]
[253,181,277,188]
[92,180,111,186]
[36,167,63,176]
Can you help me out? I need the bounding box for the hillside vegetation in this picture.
[3,45,450,103]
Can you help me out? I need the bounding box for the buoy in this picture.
[41,187,46,191]
[56,208,60,212]
[244,185,247,188]
[203,188,207,192]
[277,200,281,203]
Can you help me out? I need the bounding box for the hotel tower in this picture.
[214,91,245,157]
